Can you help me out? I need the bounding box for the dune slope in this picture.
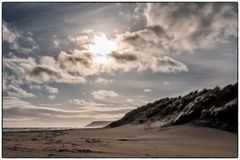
[107,83,237,132]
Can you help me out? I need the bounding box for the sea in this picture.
[3,127,75,133]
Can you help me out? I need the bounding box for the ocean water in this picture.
[3,127,74,132]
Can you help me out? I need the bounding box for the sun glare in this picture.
[89,35,118,57]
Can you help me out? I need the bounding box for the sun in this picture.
[89,35,118,57]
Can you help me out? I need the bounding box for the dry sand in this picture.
[2,124,237,157]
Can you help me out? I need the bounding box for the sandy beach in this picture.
[3,124,237,158]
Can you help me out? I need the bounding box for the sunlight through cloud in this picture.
[89,34,118,64]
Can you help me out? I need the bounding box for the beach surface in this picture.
[3,124,237,157]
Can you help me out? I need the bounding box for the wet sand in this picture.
[2,124,237,157]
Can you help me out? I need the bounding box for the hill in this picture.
[107,83,238,132]
[85,121,111,128]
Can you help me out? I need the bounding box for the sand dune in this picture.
[3,124,237,157]
[108,83,237,133]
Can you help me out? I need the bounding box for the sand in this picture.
[2,124,237,157]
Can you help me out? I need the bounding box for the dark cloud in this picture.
[30,65,61,78]
[157,57,182,67]
[122,30,161,50]
[3,56,86,84]
[118,26,171,56]
[145,3,237,53]
[58,51,92,67]
[151,56,189,73]
[3,21,38,54]
[110,52,138,62]
[147,25,166,37]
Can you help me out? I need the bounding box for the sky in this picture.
[2,2,238,128]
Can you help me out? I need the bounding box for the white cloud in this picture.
[6,85,36,98]
[144,88,152,92]
[53,40,59,48]
[45,86,59,94]
[3,22,18,44]
[48,95,56,100]
[134,95,145,98]
[163,81,169,85]
[94,78,114,84]
[69,99,105,106]
[126,98,134,102]
[92,90,119,100]
[40,103,61,107]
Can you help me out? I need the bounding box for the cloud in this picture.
[150,56,188,73]
[4,56,86,84]
[144,3,237,53]
[69,99,106,106]
[4,4,236,87]
[144,88,152,92]
[3,97,132,127]
[6,85,36,98]
[126,98,134,102]
[3,97,86,120]
[134,95,145,98]
[92,90,119,100]
[94,77,114,84]
[31,66,61,78]
[3,21,38,54]
[53,40,59,48]
[163,81,169,85]
[3,73,24,91]
[113,27,189,73]
[3,22,18,44]
[4,51,187,91]
[118,3,146,29]
[110,51,138,63]
[40,103,61,107]
[45,86,59,94]
[48,95,56,100]
[119,3,146,21]
[58,50,92,68]
[108,3,236,74]
[3,24,190,88]
[116,26,171,57]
